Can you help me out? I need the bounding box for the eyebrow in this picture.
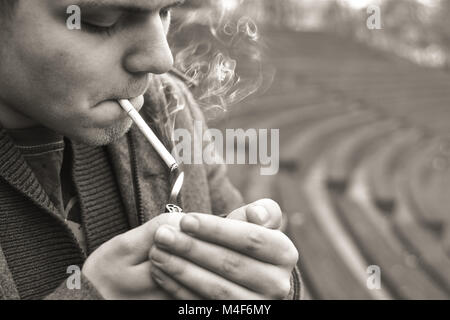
[75,0,186,13]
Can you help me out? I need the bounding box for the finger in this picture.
[151,267,202,300]
[153,226,290,297]
[227,199,282,229]
[113,212,184,264]
[180,213,298,266]
[149,247,264,300]
[246,199,282,229]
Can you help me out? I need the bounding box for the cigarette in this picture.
[118,99,179,172]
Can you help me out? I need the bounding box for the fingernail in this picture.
[155,226,175,246]
[181,215,199,232]
[252,205,269,224]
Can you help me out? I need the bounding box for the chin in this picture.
[68,118,133,146]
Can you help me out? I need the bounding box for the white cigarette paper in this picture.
[118,99,178,171]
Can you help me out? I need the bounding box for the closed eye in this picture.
[80,1,185,36]
[81,21,118,35]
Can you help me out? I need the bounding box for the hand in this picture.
[149,199,299,299]
[82,212,184,300]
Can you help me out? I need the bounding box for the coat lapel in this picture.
[107,126,170,226]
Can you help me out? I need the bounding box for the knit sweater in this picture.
[0,74,302,300]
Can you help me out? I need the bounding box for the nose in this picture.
[123,15,174,75]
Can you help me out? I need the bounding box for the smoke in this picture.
[168,0,275,118]
[146,1,274,153]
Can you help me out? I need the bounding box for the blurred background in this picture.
[171,0,450,299]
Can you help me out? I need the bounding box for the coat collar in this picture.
[106,126,170,228]
[0,129,60,218]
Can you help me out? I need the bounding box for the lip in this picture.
[95,94,145,109]
[106,95,144,111]
[89,95,145,126]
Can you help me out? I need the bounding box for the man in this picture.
[0,0,301,299]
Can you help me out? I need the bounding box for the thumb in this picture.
[120,212,184,263]
[227,199,282,230]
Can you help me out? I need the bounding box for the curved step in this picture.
[325,118,401,191]
[330,193,448,298]
[217,84,332,125]
[277,172,373,299]
[393,164,450,295]
[403,138,446,232]
[274,120,378,299]
[345,164,449,298]
[224,97,350,133]
[341,127,450,296]
[282,109,379,173]
[304,158,391,299]
[364,129,423,213]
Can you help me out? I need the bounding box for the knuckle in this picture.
[210,284,231,300]
[172,286,186,299]
[221,252,242,277]
[168,258,187,277]
[245,230,265,253]
[179,235,194,255]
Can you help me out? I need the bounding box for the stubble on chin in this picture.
[72,118,134,146]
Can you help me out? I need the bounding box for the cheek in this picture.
[26,45,101,100]
[35,51,84,98]
[15,26,118,111]
[10,2,124,114]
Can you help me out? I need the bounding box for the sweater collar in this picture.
[0,128,60,217]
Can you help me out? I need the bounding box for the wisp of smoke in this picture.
[169,0,274,118]
[148,0,275,153]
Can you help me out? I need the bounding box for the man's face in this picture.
[0,0,178,145]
